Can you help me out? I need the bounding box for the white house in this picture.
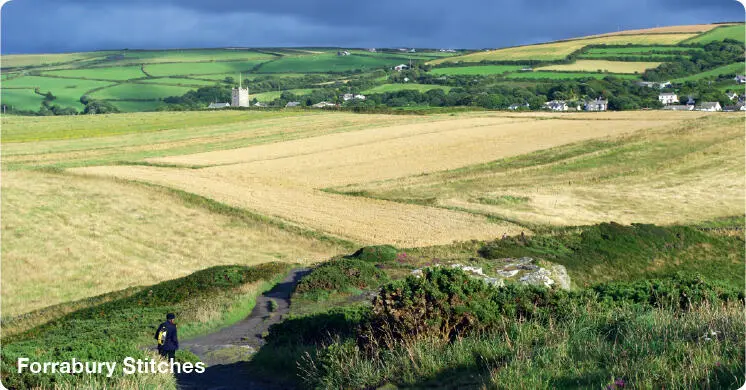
[662,105,694,111]
[342,93,354,101]
[394,64,409,72]
[584,98,608,111]
[354,94,366,100]
[726,91,739,101]
[658,92,679,105]
[312,101,337,108]
[544,100,568,111]
[285,101,301,108]
[696,102,722,112]
[638,81,672,89]
[254,102,267,108]
[207,102,230,109]
[734,75,746,84]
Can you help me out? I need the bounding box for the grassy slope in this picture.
[41,65,148,81]
[673,62,746,82]
[1,263,292,389]
[686,24,745,44]
[429,65,524,75]
[257,54,403,73]
[0,88,46,111]
[537,60,661,74]
[0,170,345,317]
[333,114,744,229]
[90,83,193,100]
[1,76,114,108]
[429,34,696,63]
[362,83,452,94]
[505,71,639,80]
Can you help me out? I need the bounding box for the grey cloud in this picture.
[1,0,742,54]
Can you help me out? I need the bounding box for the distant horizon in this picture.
[1,0,742,55]
[2,20,743,56]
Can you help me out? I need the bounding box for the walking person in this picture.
[155,313,179,360]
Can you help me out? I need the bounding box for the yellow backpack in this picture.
[157,326,167,346]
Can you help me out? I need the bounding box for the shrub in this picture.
[295,258,389,300]
[266,305,372,345]
[345,245,400,263]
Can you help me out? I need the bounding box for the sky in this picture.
[1,0,743,54]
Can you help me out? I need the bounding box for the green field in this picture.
[0,88,46,111]
[42,65,147,81]
[579,53,690,61]
[96,49,276,66]
[429,65,525,76]
[505,71,639,80]
[583,46,704,55]
[0,52,114,69]
[134,77,222,87]
[257,54,404,73]
[673,62,745,82]
[144,60,267,76]
[252,88,315,102]
[687,24,745,44]
[362,83,452,94]
[109,100,166,112]
[1,76,114,108]
[89,83,193,100]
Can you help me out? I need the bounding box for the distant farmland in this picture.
[428,34,697,63]
[686,24,745,44]
[430,65,524,76]
[672,62,745,82]
[256,54,404,73]
[362,84,452,94]
[537,60,661,74]
[505,71,639,80]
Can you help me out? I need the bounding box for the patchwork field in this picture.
[62,111,707,250]
[686,24,745,44]
[89,83,193,100]
[537,60,661,73]
[429,65,524,76]
[256,54,404,73]
[428,34,697,64]
[41,65,148,81]
[2,110,743,325]
[672,62,745,82]
[335,114,744,227]
[1,76,114,109]
[505,71,639,80]
[362,83,452,94]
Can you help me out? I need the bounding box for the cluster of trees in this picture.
[643,40,744,81]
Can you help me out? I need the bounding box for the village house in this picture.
[337,50,350,56]
[696,102,722,112]
[584,97,608,111]
[312,101,337,108]
[342,93,354,101]
[544,100,568,111]
[685,96,696,105]
[207,102,230,109]
[285,101,301,108]
[393,64,409,72]
[367,48,376,53]
[723,102,746,111]
[658,92,679,105]
[662,105,694,111]
[254,102,267,108]
[726,91,739,101]
[734,75,746,84]
[637,81,672,89]
[354,94,366,100]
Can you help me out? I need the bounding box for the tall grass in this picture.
[300,301,744,389]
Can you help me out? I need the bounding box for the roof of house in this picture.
[699,102,721,109]
[285,101,301,107]
[659,92,677,97]
[208,102,230,109]
[662,105,692,110]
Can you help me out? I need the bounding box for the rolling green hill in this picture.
[1,23,743,114]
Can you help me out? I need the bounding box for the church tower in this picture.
[231,74,249,107]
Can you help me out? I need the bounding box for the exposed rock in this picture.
[410,257,570,290]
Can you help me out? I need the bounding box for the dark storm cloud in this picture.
[1,0,743,54]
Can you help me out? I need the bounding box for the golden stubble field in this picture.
[74,112,685,247]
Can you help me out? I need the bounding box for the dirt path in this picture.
[176,268,309,389]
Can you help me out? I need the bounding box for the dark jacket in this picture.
[155,321,179,351]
